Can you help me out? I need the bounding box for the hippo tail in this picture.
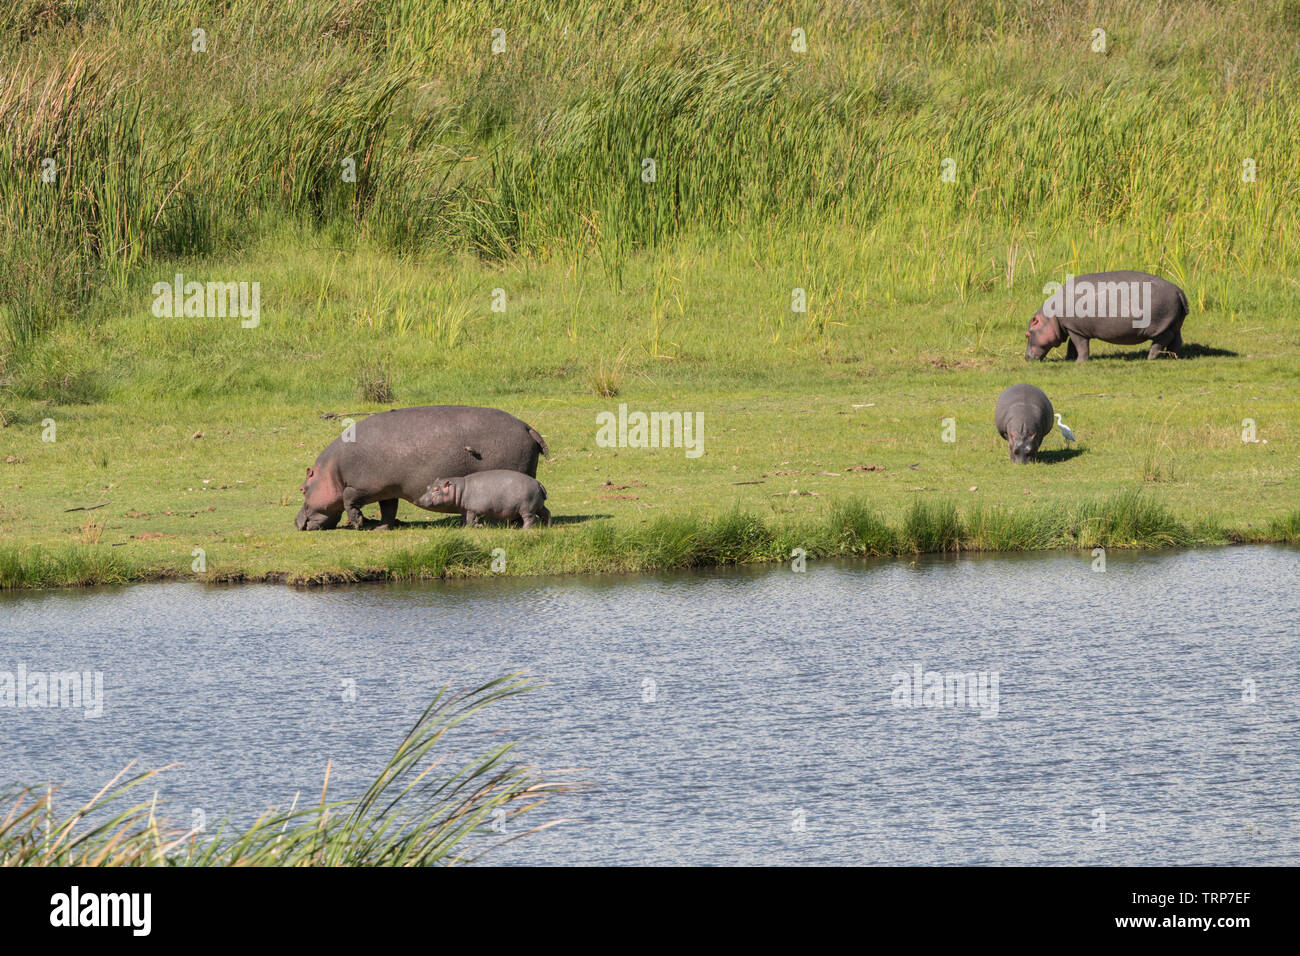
[538,482,547,501]
[1177,286,1190,318]
[528,427,549,458]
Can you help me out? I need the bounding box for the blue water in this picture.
[1,546,1296,864]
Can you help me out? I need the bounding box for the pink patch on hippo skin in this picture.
[301,464,345,512]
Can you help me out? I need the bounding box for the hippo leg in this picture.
[1067,332,1090,363]
[1149,327,1180,359]
[463,511,480,527]
[539,505,552,527]
[342,488,367,529]
[376,498,399,530]
[521,513,535,530]
[1065,339,1077,361]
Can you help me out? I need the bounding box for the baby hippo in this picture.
[995,384,1054,464]
[417,470,551,528]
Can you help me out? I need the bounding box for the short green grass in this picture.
[1,227,1294,587]
[1,0,1298,587]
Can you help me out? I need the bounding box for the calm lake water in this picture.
[1,546,1296,865]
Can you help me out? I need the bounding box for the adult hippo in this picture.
[995,384,1054,464]
[295,406,548,530]
[1025,270,1188,362]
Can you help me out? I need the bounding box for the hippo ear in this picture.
[305,467,315,478]
[1030,314,1042,329]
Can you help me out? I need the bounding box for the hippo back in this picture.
[324,405,544,503]
[1051,270,1187,342]
[995,385,1053,438]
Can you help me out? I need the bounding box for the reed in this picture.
[0,674,581,865]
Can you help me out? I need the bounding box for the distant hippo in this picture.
[995,384,1054,464]
[1025,270,1188,362]
[417,471,551,529]
[296,406,548,530]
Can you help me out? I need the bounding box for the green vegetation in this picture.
[2,493,1292,588]
[0,675,580,865]
[1,0,1297,588]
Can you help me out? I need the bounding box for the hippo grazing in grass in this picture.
[296,406,548,530]
[1025,270,1188,362]
[995,384,1054,464]
[417,471,551,529]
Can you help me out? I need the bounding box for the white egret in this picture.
[1055,412,1076,444]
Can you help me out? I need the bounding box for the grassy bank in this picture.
[2,490,1297,589]
[1,1,1297,588]
[0,675,580,865]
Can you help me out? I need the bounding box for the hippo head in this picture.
[1025,311,1065,361]
[416,479,454,511]
[1007,430,1038,465]
[295,466,343,530]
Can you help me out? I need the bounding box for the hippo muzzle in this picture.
[1008,437,1037,464]
[296,505,341,531]
[1024,311,1062,361]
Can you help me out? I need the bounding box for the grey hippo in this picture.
[995,384,1054,464]
[1025,270,1188,362]
[417,471,551,529]
[296,406,548,530]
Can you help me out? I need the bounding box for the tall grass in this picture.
[3,0,1298,355]
[0,490,1276,590]
[1263,509,1300,544]
[0,542,144,588]
[377,490,1232,584]
[0,674,581,865]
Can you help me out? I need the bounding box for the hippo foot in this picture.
[357,520,405,531]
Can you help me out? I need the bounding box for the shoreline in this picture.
[4,495,1296,590]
